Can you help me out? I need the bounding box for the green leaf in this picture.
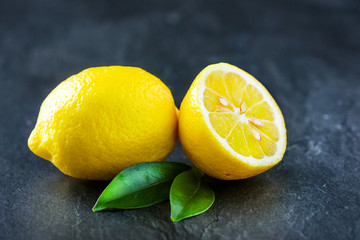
[93,162,190,211]
[170,168,215,222]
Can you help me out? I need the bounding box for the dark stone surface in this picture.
[1,0,360,239]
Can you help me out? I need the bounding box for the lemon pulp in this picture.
[202,70,280,160]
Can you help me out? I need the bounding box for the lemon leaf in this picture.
[92,162,190,211]
[170,168,215,222]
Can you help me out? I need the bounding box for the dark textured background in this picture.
[1,0,360,239]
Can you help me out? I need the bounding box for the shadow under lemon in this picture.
[207,173,287,220]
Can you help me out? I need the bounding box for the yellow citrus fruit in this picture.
[28,66,178,180]
[179,63,286,180]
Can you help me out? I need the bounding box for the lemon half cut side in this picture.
[179,63,287,180]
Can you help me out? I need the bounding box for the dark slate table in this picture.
[1,0,359,239]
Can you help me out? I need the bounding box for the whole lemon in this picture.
[28,66,178,180]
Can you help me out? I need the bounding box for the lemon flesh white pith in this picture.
[179,63,286,180]
[28,66,178,180]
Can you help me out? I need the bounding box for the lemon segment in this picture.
[205,70,230,100]
[227,122,251,157]
[209,112,238,138]
[245,101,275,121]
[241,84,264,108]
[224,72,247,108]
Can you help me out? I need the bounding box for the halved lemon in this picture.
[179,63,286,180]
